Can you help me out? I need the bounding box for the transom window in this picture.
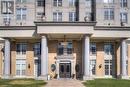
[104,8,114,20]
[90,43,96,55]
[37,0,44,7]
[16,43,27,55]
[16,8,27,20]
[104,0,114,4]
[34,43,41,57]
[69,12,76,22]
[120,12,128,23]
[53,0,62,7]
[16,0,26,4]
[16,59,26,76]
[120,0,127,7]
[53,12,62,21]
[104,44,114,55]
[57,42,73,55]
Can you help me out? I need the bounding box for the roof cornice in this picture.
[95,26,130,30]
[0,26,36,30]
[34,21,97,26]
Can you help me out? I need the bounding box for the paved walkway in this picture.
[45,79,85,87]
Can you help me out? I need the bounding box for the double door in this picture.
[59,63,71,78]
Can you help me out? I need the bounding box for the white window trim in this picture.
[16,8,27,20]
[104,8,114,20]
[54,0,62,7]
[69,12,76,22]
[53,12,62,21]
[15,59,26,77]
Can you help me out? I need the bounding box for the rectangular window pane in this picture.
[120,13,128,23]
[69,0,76,6]
[104,8,114,20]
[16,8,27,20]
[69,12,76,22]
[86,0,91,7]
[16,59,26,76]
[120,0,127,7]
[37,0,44,7]
[90,43,96,55]
[16,43,27,55]
[53,12,62,21]
[90,60,96,75]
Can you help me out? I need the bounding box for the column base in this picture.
[2,75,11,79]
[36,75,48,80]
[121,76,129,79]
[83,75,93,80]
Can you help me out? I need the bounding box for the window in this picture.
[104,44,114,55]
[104,8,114,20]
[37,0,44,7]
[105,60,112,75]
[16,43,27,55]
[90,43,96,55]
[16,59,26,76]
[57,43,64,55]
[104,0,114,4]
[16,8,27,20]
[120,13,128,23]
[85,0,91,7]
[57,42,73,55]
[69,12,76,22]
[34,43,41,57]
[90,60,96,75]
[53,0,62,7]
[67,42,73,54]
[120,0,127,7]
[53,12,62,21]
[16,0,26,4]
[69,0,76,6]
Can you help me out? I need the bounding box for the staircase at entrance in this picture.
[45,79,85,87]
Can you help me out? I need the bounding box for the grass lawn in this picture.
[83,79,130,87]
[0,79,46,87]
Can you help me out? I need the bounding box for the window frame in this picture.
[53,0,62,7]
[16,8,27,20]
[69,12,76,22]
[120,0,127,8]
[104,8,114,20]
[16,59,26,76]
[90,59,96,75]
[90,43,96,55]
[16,43,27,55]
[120,12,128,23]
[37,0,44,7]
[53,12,62,22]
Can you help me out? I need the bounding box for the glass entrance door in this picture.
[59,63,71,78]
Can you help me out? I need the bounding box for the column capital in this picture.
[84,34,91,38]
[41,35,47,38]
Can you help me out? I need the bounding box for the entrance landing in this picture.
[45,79,85,87]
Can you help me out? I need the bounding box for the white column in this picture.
[83,35,90,80]
[121,39,128,79]
[4,39,10,79]
[41,36,48,80]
